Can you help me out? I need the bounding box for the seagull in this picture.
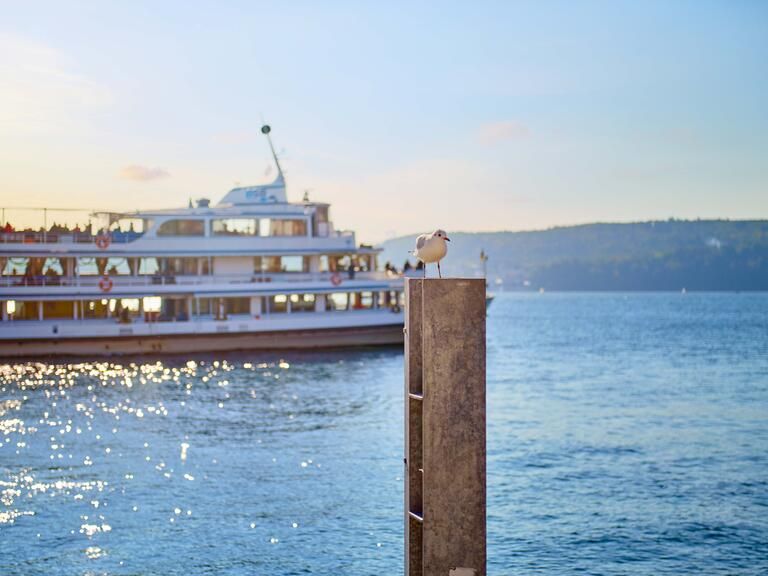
[412,229,451,278]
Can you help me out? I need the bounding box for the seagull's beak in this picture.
[445,237,451,242]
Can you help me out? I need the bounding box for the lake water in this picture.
[1,293,766,575]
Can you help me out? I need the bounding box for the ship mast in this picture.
[261,125,284,180]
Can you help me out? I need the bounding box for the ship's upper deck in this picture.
[0,198,364,256]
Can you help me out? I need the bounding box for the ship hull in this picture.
[0,323,404,358]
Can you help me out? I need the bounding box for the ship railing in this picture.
[0,231,144,244]
[0,270,398,288]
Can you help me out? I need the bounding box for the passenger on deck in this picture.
[3,222,13,233]
[403,260,412,273]
[119,307,131,324]
[44,267,60,285]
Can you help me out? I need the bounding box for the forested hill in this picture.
[379,220,768,291]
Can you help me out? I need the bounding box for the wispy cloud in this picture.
[477,121,531,145]
[0,33,110,133]
[119,165,170,182]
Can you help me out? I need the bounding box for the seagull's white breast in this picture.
[415,236,448,263]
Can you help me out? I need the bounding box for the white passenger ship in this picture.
[0,127,404,357]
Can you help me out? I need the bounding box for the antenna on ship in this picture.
[261,125,284,180]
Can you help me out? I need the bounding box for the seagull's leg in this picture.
[423,264,426,278]
[438,260,442,278]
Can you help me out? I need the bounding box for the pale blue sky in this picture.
[1,1,766,241]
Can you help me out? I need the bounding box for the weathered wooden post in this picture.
[405,278,487,576]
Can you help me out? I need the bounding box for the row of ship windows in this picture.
[2,292,405,321]
[157,218,308,237]
[1,255,375,277]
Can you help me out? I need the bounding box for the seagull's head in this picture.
[433,229,451,242]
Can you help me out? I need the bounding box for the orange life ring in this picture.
[95,233,111,250]
[98,275,113,292]
[330,272,342,286]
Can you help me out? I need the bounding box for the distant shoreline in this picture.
[382,220,768,292]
